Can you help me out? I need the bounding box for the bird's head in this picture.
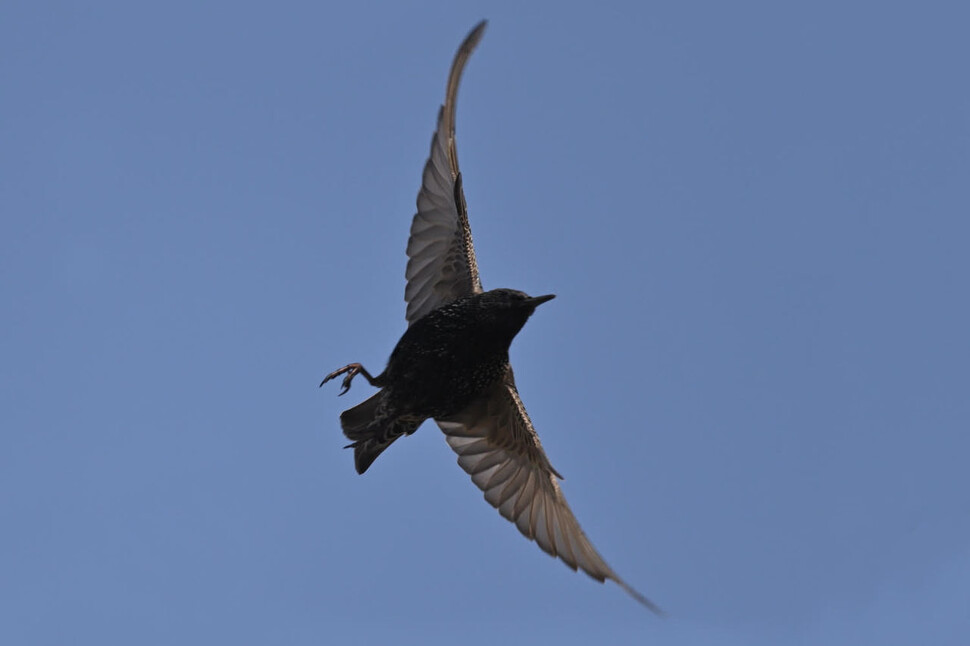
[472,288,556,340]
[479,288,556,311]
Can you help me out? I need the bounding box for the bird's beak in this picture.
[528,294,556,307]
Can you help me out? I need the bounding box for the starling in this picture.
[321,20,663,614]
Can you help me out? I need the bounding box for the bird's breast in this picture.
[385,320,511,418]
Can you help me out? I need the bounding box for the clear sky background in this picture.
[2,1,968,644]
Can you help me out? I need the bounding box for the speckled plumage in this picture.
[324,288,554,474]
[320,21,663,614]
[385,289,552,417]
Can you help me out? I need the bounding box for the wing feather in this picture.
[405,21,487,324]
[438,369,664,614]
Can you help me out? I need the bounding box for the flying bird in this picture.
[321,20,662,614]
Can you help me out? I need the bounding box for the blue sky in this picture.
[2,1,968,644]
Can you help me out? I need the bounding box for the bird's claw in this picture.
[339,372,359,395]
[319,363,364,396]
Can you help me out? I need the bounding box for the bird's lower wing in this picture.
[436,368,663,614]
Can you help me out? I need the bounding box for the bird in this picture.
[320,20,663,614]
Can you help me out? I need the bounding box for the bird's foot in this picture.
[319,362,376,396]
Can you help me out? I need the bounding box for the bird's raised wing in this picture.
[404,20,486,325]
[436,368,664,614]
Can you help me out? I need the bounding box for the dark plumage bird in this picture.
[320,20,662,614]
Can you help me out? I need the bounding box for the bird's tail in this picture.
[340,391,423,474]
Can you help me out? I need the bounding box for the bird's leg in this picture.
[319,363,381,396]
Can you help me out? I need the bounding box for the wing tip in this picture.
[465,20,488,50]
[611,577,667,616]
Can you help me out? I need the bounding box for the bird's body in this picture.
[329,289,554,473]
[320,21,663,614]
[385,289,554,418]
